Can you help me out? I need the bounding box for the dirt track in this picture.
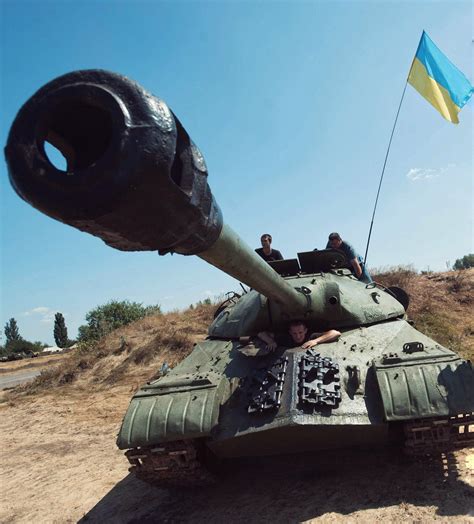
[0,368,42,389]
[1,386,473,523]
[0,354,67,390]
[0,353,67,373]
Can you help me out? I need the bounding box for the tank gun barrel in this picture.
[5,70,308,313]
[198,225,308,311]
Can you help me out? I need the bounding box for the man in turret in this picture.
[326,232,372,284]
[255,233,284,263]
[257,320,341,352]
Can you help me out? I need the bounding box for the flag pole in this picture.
[363,80,408,267]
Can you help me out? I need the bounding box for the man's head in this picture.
[288,320,308,344]
[328,232,342,249]
[260,233,272,249]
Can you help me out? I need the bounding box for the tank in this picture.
[5,70,474,488]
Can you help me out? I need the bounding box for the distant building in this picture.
[43,346,63,353]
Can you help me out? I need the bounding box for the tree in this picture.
[54,312,69,348]
[453,253,474,270]
[77,300,161,342]
[4,318,21,345]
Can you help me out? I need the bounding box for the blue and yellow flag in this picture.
[408,31,473,124]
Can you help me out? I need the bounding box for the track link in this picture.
[125,439,216,489]
[404,413,474,455]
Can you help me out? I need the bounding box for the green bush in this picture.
[5,339,46,354]
[453,254,474,270]
[77,300,161,343]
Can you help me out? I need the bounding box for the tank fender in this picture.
[374,355,474,421]
[117,371,228,449]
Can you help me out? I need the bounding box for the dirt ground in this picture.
[1,384,473,524]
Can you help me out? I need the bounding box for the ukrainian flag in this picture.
[408,31,473,124]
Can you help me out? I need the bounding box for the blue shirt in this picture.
[326,240,372,284]
[326,240,359,262]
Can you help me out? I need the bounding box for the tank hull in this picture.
[117,311,474,461]
[208,423,390,458]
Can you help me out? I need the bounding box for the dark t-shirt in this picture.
[255,247,284,262]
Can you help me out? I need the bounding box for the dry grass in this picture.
[372,264,418,291]
[7,303,214,399]
[372,267,473,351]
[358,266,473,359]
[400,268,473,360]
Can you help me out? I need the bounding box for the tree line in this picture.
[1,300,161,356]
[453,253,474,270]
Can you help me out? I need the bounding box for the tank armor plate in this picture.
[375,355,474,421]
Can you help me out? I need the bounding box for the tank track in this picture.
[404,413,474,455]
[125,415,474,485]
[125,439,216,488]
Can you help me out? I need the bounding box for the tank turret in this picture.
[5,71,473,488]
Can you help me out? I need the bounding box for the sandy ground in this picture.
[1,384,473,524]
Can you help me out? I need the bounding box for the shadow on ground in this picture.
[80,448,473,523]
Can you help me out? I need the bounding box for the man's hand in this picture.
[302,339,318,349]
[266,341,277,352]
[258,331,277,352]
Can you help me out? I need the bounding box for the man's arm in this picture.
[257,331,277,352]
[302,329,341,349]
[350,257,362,278]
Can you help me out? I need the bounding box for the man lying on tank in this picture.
[257,320,341,352]
[326,232,372,284]
[255,233,284,263]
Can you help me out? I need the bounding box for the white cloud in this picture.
[22,306,57,324]
[32,306,50,314]
[406,166,451,181]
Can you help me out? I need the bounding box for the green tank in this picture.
[5,70,474,488]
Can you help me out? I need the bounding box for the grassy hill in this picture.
[8,267,473,398]
[374,266,473,359]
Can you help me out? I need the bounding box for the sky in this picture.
[1,0,473,345]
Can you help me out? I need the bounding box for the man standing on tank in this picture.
[255,233,284,263]
[326,232,372,284]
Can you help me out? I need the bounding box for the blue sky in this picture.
[1,1,472,345]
